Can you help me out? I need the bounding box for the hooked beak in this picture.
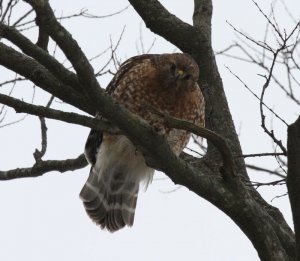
[175,69,184,81]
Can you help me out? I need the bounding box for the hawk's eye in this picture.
[184,74,191,80]
[170,63,176,72]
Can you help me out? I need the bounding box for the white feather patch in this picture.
[94,135,154,188]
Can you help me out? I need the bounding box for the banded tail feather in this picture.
[80,166,139,232]
[80,133,154,232]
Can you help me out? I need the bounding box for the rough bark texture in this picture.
[287,117,300,260]
[0,0,297,260]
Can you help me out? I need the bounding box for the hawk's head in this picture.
[154,53,199,93]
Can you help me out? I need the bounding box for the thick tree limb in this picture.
[0,24,82,94]
[193,0,213,37]
[0,42,93,114]
[24,0,102,103]
[0,154,88,180]
[287,116,300,259]
[128,0,208,54]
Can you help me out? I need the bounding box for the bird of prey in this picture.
[80,53,205,232]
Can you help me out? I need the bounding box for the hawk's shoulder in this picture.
[106,54,157,95]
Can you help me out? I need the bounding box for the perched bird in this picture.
[80,53,205,232]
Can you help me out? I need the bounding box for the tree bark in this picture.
[287,116,300,260]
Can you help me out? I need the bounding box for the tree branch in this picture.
[24,0,102,103]
[259,47,288,155]
[0,93,118,133]
[193,0,213,36]
[0,42,93,114]
[161,113,236,180]
[36,24,49,50]
[33,115,48,161]
[246,164,286,178]
[287,116,300,259]
[237,152,286,158]
[0,154,88,180]
[0,23,83,94]
[128,0,207,55]
[33,96,53,161]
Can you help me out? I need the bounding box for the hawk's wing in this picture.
[81,55,155,232]
[84,54,155,163]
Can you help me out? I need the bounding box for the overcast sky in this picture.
[0,0,299,260]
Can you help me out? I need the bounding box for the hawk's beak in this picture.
[175,69,184,81]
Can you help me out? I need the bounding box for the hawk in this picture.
[80,53,205,232]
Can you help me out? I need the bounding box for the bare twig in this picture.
[225,66,288,126]
[159,186,182,194]
[227,21,273,52]
[259,45,288,155]
[146,38,157,54]
[0,114,27,128]
[246,164,286,178]
[271,193,288,202]
[236,152,285,158]
[56,5,130,20]
[15,5,130,29]
[247,178,286,188]
[251,0,284,41]
[185,147,204,157]
[12,8,34,27]
[33,96,54,162]
[95,26,126,76]
[0,77,26,87]
[0,0,14,23]
[275,153,288,175]
[215,44,239,55]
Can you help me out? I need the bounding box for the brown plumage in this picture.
[80,53,205,232]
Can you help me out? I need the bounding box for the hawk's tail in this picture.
[79,166,139,232]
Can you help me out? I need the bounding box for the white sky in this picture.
[0,0,299,260]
